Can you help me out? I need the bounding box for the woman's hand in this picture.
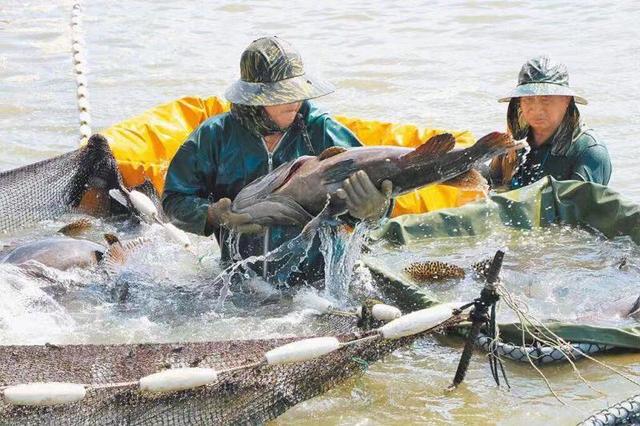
[336,171,393,221]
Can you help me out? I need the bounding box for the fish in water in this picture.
[404,257,494,284]
[0,234,145,273]
[232,132,523,227]
[404,261,466,282]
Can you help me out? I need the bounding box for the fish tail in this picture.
[102,236,148,276]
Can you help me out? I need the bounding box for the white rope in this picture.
[70,3,92,142]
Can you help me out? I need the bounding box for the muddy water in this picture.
[1,1,640,424]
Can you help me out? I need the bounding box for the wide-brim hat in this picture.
[498,55,588,105]
[225,37,335,106]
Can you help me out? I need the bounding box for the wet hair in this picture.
[507,97,581,156]
[230,103,315,154]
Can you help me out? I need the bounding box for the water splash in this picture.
[0,265,76,344]
[319,221,370,304]
[210,220,320,307]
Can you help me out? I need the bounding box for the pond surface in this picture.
[1,1,640,423]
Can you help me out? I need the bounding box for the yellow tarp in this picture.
[102,96,485,216]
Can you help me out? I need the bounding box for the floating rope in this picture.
[70,3,92,142]
[0,302,467,407]
[579,394,640,425]
[474,333,613,365]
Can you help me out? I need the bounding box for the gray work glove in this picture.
[207,198,264,234]
[335,170,393,221]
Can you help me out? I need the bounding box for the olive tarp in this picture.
[364,177,640,350]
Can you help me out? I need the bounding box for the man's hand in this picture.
[207,198,264,234]
[335,171,393,221]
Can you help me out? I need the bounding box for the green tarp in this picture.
[366,178,640,350]
[372,177,640,246]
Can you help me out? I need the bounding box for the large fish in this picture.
[232,132,522,226]
[1,233,145,274]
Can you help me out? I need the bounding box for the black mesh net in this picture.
[0,139,460,424]
[0,134,123,233]
[0,315,457,425]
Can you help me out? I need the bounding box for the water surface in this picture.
[1,1,640,424]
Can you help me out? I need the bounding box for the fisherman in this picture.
[162,36,392,285]
[489,55,612,189]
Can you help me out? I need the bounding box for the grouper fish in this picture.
[232,132,523,226]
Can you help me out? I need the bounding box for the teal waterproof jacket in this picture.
[162,101,362,284]
[509,123,612,189]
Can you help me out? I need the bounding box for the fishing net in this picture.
[579,394,640,425]
[0,134,123,233]
[365,259,640,362]
[0,132,462,424]
[0,314,457,425]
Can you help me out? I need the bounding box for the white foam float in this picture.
[296,292,333,314]
[139,368,218,393]
[79,124,92,138]
[371,304,402,321]
[78,111,91,125]
[265,337,341,365]
[379,303,460,340]
[3,382,86,406]
[77,85,88,98]
[76,74,88,87]
[77,97,90,111]
[162,223,191,247]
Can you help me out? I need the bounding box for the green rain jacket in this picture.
[162,101,362,284]
[509,123,612,189]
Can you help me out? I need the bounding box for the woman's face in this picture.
[264,102,302,129]
[520,95,572,135]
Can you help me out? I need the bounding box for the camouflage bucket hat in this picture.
[225,37,335,106]
[498,55,588,105]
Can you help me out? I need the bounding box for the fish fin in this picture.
[103,233,120,246]
[400,133,456,165]
[442,169,489,191]
[101,237,147,276]
[57,218,93,236]
[318,146,347,161]
[471,132,525,157]
[321,159,358,184]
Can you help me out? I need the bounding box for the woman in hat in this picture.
[490,55,612,189]
[162,36,392,285]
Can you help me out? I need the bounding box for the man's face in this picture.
[520,95,572,135]
[264,102,302,129]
